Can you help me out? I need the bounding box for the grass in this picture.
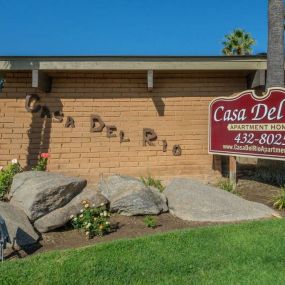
[1,219,285,285]
[140,175,165,192]
[217,178,236,193]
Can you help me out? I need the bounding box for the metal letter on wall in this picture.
[53,110,64,123]
[172,145,182,156]
[119,131,130,143]
[162,140,167,152]
[25,94,41,113]
[65,116,75,128]
[143,128,157,146]
[106,125,117,138]
[90,115,105,132]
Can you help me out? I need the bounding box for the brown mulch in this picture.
[5,177,284,260]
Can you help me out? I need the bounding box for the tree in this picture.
[259,1,285,172]
[222,29,256,55]
[266,0,284,88]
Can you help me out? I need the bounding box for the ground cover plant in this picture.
[1,219,285,285]
[217,178,236,193]
[141,175,165,192]
[143,215,157,228]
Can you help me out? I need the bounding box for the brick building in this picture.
[0,56,266,182]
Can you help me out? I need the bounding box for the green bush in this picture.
[217,179,235,193]
[0,160,22,201]
[143,215,157,229]
[254,166,285,186]
[71,201,111,239]
[273,186,285,210]
[141,175,165,192]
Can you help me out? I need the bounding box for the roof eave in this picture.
[0,55,268,71]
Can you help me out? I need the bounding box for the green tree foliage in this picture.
[222,29,256,55]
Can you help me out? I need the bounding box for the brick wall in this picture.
[0,71,247,183]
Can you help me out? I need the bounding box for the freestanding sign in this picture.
[209,88,285,161]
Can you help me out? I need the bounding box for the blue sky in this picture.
[1,0,267,56]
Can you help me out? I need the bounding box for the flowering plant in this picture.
[0,159,22,201]
[70,201,111,239]
[32,153,49,171]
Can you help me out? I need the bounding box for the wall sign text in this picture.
[25,94,182,156]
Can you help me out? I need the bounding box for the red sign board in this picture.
[209,88,285,160]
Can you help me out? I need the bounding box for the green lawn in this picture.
[1,219,285,285]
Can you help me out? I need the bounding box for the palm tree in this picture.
[222,29,256,55]
[266,0,284,88]
[259,0,285,173]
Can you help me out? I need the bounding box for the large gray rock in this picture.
[165,178,278,222]
[9,171,87,221]
[34,186,108,233]
[98,175,168,216]
[0,202,39,248]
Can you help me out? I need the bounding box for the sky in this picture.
[0,0,267,56]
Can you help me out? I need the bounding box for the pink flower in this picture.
[40,153,49,159]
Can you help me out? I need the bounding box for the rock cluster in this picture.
[1,172,278,250]
[1,172,168,248]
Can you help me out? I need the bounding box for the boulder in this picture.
[98,175,168,216]
[0,202,39,248]
[164,178,279,222]
[34,186,108,233]
[10,171,87,221]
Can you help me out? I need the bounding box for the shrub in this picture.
[217,179,235,193]
[32,153,49,171]
[254,166,285,186]
[273,186,285,210]
[0,159,22,201]
[143,216,157,229]
[70,201,111,239]
[141,175,165,192]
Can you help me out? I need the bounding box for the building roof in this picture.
[0,55,269,71]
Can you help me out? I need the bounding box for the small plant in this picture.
[32,153,49,171]
[273,186,285,210]
[70,201,111,239]
[143,216,157,229]
[217,179,235,193]
[0,159,22,201]
[141,175,165,192]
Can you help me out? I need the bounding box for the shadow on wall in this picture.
[26,96,63,169]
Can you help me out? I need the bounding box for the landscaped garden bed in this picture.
[3,176,284,260]
[1,157,284,261]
